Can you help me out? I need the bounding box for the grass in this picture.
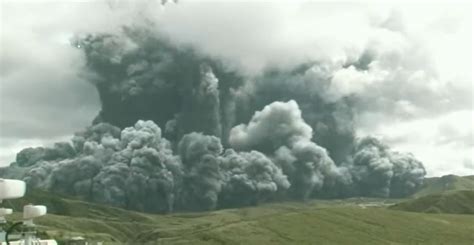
[2,175,473,244]
[135,202,474,245]
[414,175,474,197]
[391,190,474,214]
[4,195,474,244]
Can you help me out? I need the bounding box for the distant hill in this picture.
[3,190,474,244]
[391,190,474,215]
[414,175,474,197]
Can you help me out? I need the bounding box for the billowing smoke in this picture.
[76,28,242,144]
[229,100,313,153]
[220,149,290,207]
[229,100,343,199]
[351,137,426,198]
[0,24,427,213]
[5,121,183,213]
[177,132,222,211]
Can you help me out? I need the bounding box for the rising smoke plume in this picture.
[0,22,427,213]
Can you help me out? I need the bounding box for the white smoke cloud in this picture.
[229,100,312,152]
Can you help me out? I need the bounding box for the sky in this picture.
[0,0,472,177]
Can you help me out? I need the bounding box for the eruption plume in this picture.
[0,24,426,213]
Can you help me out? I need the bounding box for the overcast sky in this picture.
[0,0,472,177]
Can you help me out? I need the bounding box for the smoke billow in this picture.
[229,100,343,199]
[229,100,313,153]
[0,23,427,213]
[220,149,290,207]
[351,137,426,198]
[76,28,243,143]
[177,132,222,211]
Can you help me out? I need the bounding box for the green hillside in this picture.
[135,204,474,245]
[390,190,474,214]
[4,189,168,243]
[414,175,474,197]
[3,191,474,244]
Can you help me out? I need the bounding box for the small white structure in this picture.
[0,179,26,201]
[0,178,57,245]
[23,205,47,222]
[0,179,25,227]
[68,236,88,245]
[5,240,58,245]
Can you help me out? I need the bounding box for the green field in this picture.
[3,176,474,244]
[136,203,474,245]
[4,196,474,244]
[392,190,474,214]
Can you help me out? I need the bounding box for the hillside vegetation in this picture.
[391,190,474,214]
[3,190,474,244]
[414,175,474,197]
[136,204,474,245]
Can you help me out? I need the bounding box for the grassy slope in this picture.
[4,189,171,243]
[137,203,474,245]
[414,175,474,197]
[2,175,473,244]
[4,195,474,244]
[391,190,474,214]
